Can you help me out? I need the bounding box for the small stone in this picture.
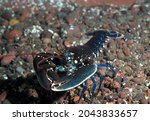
[143,53,150,59]
[40,30,53,39]
[147,89,150,96]
[1,54,16,65]
[0,91,7,101]
[28,89,39,98]
[0,18,8,26]
[113,81,120,89]
[132,77,144,85]
[73,95,80,102]
[1,9,13,20]
[148,22,150,29]
[126,39,134,47]
[67,26,81,38]
[16,66,25,75]
[123,47,131,56]
[140,98,148,104]
[87,79,93,86]
[0,38,2,44]
[107,40,116,50]
[63,40,72,47]
[6,29,22,43]
[45,47,53,52]
[9,18,20,26]
[42,38,51,44]
[53,21,61,29]
[45,14,53,22]
[26,55,33,63]
[66,8,80,25]
[116,49,125,59]
[97,91,102,97]
[131,5,140,13]
[120,89,130,98]
[19,9,30,21]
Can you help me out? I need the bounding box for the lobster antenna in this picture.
[0,52,62,60]
[0,52,38,58]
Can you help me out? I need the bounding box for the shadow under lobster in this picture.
[0,74,67,104]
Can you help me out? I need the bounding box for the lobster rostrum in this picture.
[33,30,127,95]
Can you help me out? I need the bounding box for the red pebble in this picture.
[63,41,72,47]
[19,9,30,21]
[147,89,150,96]
[73,95,80,103]
[7,29,22,43]
[0,91,7,101]
[1,54,16,65]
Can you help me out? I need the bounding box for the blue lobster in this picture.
[33,30,126,97]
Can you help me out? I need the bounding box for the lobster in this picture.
[33,30,127,96]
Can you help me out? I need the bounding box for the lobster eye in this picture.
[127,28,132,33]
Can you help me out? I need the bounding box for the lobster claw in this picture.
[33,52,97,92]
[33,53,61,90]
[51,64,97,91]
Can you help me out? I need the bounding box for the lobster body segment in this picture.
[33,30,126,94]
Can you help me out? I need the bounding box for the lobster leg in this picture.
[90,76,97,96]
[96,75,105,95]
[79,80,88,101]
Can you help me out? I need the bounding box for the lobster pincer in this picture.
[33,52,97,91]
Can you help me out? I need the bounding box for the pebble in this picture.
[9,18,20,26]
[19,9,30,21]
[97,91,102,97]
[45,14,53,22]
[0,38,2,44]
[132,77,144,85]
[107,40,116,50]
[131,5,140,13]
[146,89,150,96]
[120,89,130,98]
[1,9,13,20]
[140,97,148,104]
[1,54,16,66]
[63,40,72,47]
[67,26,81,38]
[42,37,51,44]
[143,53,150,59]
[16,67,25,75]
[113,81,120,89]
[0,91,7,101]
[26,55,33,63]
[116,49,125,59]
[66,8,80,25]
[45,47,53,52]
[6,29,22,43]
[73,95,80,103]
[28,89,39,98]
[87,79,93,86]
[0,18,8,26]
[123,47,131,56]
